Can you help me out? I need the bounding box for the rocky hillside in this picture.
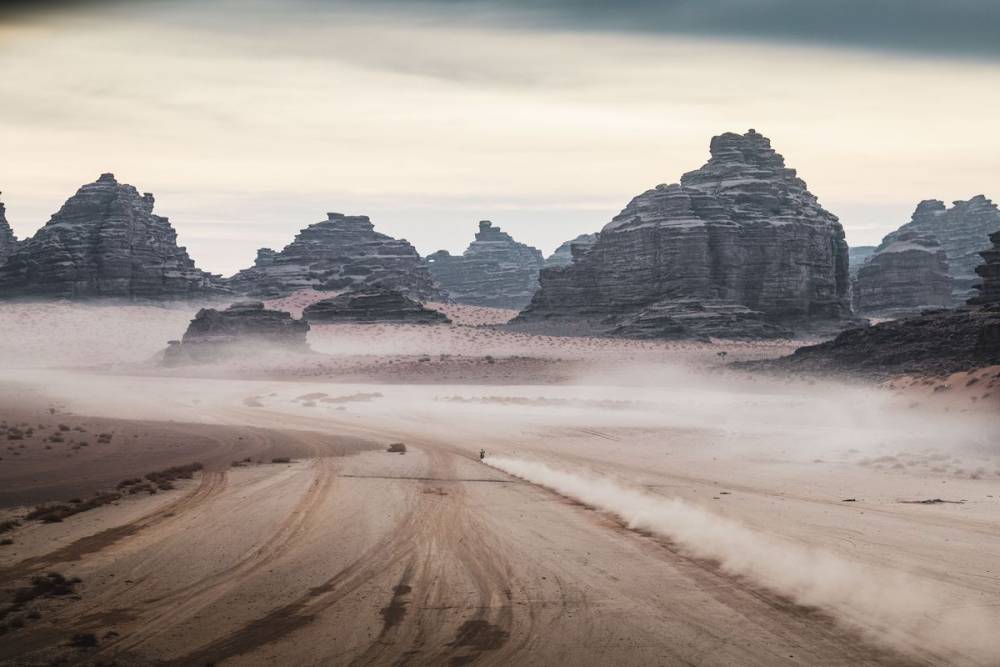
[970,230,1000,307]
[0,174,225,300]
[0,194,17,265]
[228,213,440,300]
[853,229,952,316]
[515,129,850,338]
[545,233,598,268]
[426,221,544,309]
[880,196,1000,302]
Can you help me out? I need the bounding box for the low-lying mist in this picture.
[487,456,1000,664]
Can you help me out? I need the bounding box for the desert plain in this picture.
[1,298,998,667]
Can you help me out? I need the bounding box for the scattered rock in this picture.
[163,301,310,365]
[426,221,545,309]
[303,287,451,324]
[227,212,441,300]
[0,174,226,300]
[515,130,851,338]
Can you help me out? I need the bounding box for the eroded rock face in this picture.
[164,301,310,365]
[0,174,225,300]
[853,230,952,316]
[303,287,451,324]
[516,130,850,337]
[426,221,544,309]
[545,233,598,268]
[848,246,875,278]
[610,299,791,341]
[881,196,1000,302]
[970,230,1000,308]
[0,194,16,265]
[228,213,441,300]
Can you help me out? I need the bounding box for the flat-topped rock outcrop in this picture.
[303,287,451,324]
[545,233,598,268]
[852,229,952,316]
[426,221,544,309]
[164,301,310,365]
[0,194,16,265]
[228,213,441,300]
[880,196,1000,302]
[0,174,225,300]
[515,129,850,338]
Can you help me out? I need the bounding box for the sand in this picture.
[1,301,998,666]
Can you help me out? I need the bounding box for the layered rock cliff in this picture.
[164,301,310,365]
[852,230,952,316]
[516,130,850,336]
[228,213,440,300]
[0,174,224,300]
[970,230,1000,308]
[848,246,875,278]
[545,233,598,268]
[0,194,17,265]
[303,287,450,324]
[426,221,544,309]
[881,196,1000,302]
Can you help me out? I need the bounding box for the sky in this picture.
[1,0,998,276]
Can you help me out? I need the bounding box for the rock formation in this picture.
[970,230,1000,308]
[303,287,451,324]
[164,301,310,365]
[545,233,598,268]
[228,213,440,300]
[852,230,952,315]
[880,196,1000,302]
[0,174,225,300]
[515,130,850,338]
[611,299,791,341]
[0,193,17,266]
[848,245,875,278]
[426,221,544,309]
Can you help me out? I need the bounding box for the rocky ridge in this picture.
[303,287,451,324]
[0,193,17,265]
[0,174,225,300]
[881,196,1000,302]
[545,233,598,268]
[164,301,310,365]
[970,230,1000,307]
[228,213,441,300]
[515,130,850,338]
[852,229,952,316]
[426,221,545,309]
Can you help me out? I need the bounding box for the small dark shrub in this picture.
[271,457,291,464]
[387,443,407,454]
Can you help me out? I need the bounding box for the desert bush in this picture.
[387,443,407,453]
[271,457,291,464]
[0,519,20,534]
[144,462,203,486]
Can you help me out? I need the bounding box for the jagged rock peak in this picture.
[885,195,1000,302]
[0,192,17,265]
[545,233,598,268]
[426,220,544,309]
[0,174,226,300]
[517,129,850,336]
[853,229,952,316]
[227,212,441,301]
[970,230,1000,308]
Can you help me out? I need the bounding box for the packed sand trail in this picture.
[0,303,999,666]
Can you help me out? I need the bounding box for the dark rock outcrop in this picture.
[848,245,875,278]
[303,287,451,324]
[426,221,544,309]
[751,308,1000,379]
[852,230,952,316]
[0,193,17,266]
[0,174,225,300]
[545,233,598,268]
[228,213,441,300]
[880,196,1000,302]
[164,301,310,365]
[970,230,1000,308]
[611,299,792,341]
[515,130,850,338]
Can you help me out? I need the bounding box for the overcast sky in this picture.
[1,0,998,275]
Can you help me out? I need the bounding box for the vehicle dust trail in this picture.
[486,455,1000,666]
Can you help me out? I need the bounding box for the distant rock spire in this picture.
[0,191,18,265]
